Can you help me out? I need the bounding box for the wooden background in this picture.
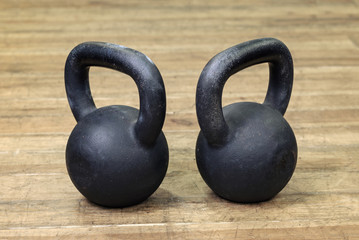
[0,0,359,239]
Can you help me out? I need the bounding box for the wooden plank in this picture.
[0,225,358,240]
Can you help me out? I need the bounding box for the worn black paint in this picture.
[196,38,298,203]
[65,42,168,207]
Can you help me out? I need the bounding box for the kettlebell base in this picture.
[66,105,169,208]
[85,192,153,208]
[203,189,282,204]
[196,102,297,204]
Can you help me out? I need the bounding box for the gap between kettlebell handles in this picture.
[196,38,294,146]
[64,42,166,146]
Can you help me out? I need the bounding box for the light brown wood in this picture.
[1,0,359,239]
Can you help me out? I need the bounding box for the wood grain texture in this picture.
[0,0,359,239]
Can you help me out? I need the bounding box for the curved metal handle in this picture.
[65,42,166,146]
[196,38,293,146]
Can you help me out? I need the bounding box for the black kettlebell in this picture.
[196,38,297,203]
[64,42,168,207]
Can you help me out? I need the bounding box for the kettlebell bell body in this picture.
[65,42,168,207]
[196,38,297,203]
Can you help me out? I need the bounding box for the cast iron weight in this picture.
[196,38,298,203]
[65,42,169,207]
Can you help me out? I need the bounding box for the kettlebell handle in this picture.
[196,38,293,146]
[65,42,166,146]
